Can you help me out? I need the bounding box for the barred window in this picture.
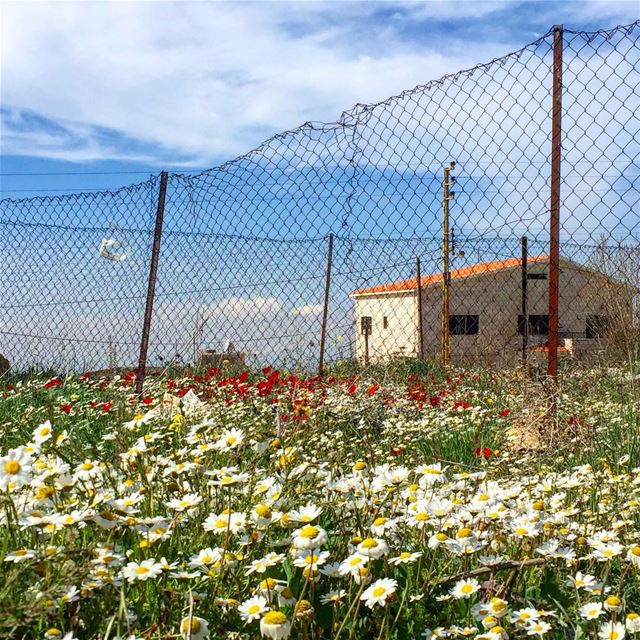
[518,315,549,336]
[449,315,479,335]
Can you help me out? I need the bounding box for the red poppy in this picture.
[100,402,113,412]
[60,403,72,414]
[142,396,154,405]
[475,447,492,458]
[80,373,90,381]
[347,383,357,396]
[177,388,188,397]
[390,447,404,456]
[367,384,380,396]
[44,377,62,389]
[499,409,511,417]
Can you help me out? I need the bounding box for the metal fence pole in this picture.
[416,256,424,359]
[136,171,168,394]
[318,233,334,378]
[521,236,529,363]
[548,24,563,377]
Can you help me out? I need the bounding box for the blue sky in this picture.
[1,0,638,197]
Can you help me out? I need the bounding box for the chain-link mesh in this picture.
[1,21,638,373]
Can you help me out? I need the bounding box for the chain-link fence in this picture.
[1,21,639,375]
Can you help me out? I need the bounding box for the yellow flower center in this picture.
[81,462,94,471]
[372,586,386,597]
[606,596,621,606]
[261,578,278,590]
[263,611,287,625]
[182,619,201,634]
[226,436,237,446]
[457,527,473,538]
[415,512,429,522]
[247,604,261,614]
[360,538,378,549]
[299,525,319,539]
[15,549,28,556]
[514,527,529,535]
[631,546,640,556]
[461,584,474,594]
[373,517,387,526]
[135,566,150,574]
[255,505,272,518]
[399,552,412,559]
[5,460,21,474]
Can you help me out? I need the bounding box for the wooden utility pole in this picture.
[136,171,168,395]
[548,25,563,377]
[441,162,455,367]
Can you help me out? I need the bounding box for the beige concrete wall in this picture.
[353,262,634,365]
[353,292,418,362]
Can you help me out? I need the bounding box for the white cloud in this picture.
[0,2,520,165]
[203,296,283,319]
[290,303,324,317]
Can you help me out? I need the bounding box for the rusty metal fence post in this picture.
[548,25,563,377]
[521,236,529,364]
[135,171,168,394]
[318,233,334,378]
[416,256,424,359]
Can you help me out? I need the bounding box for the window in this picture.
[518,314,549,336]
[383,316,388,329]
[586,315,609,339]
[449,315,479,335]
[360,316,372,335]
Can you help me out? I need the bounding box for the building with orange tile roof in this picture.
[351,255,636,364]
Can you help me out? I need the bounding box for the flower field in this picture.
[1,363,640,640]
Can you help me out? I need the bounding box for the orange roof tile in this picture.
[353,255,549,295]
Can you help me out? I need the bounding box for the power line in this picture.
[0,169,206,177]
